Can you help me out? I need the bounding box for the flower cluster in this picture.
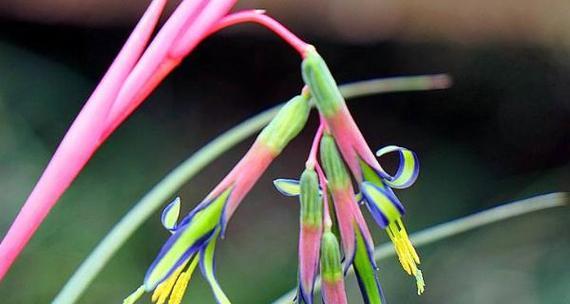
[273,47,425,303]
[124,46,426,304]
[305,47,425,292]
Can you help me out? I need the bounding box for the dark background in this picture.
[0,1,569,303]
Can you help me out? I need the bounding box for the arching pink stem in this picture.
[210,10,309,57]
[0,0,169,280]
[101,9,309,139]
[0,2,310,282]
[102,0,235,139]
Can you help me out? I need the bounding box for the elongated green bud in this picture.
[320,134,350,190]
[301,47,345,117]
[257,94,310,154]
[320,231,343,283]
[300,168,322,228]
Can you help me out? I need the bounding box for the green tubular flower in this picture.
[320,134,385,303]
[301,47,344,117]
[319,135,351,190]
[297,168,323,304]
[257,93,311,154]
[320,232,348,304]
[274,168,324,304]
[300,169,323,229]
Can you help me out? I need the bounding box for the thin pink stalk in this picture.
[101,6,308,139]
[0,0,169,280]
[315,163,332,229]
[305,121,332,228]
[209,10,309,57]
[306,123,324,168]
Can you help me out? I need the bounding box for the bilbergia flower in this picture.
[320,231,348,304]
[296,168,323,304]
[124,93,311,304]
[320,134,385,304]
[302,47,425,294]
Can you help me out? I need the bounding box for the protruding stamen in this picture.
[123,285,145,304]
[151,261,187,304]
[151,254,199,304]
[386,219,424,295]
[168,261,196,304]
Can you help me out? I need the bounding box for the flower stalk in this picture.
[0,1,313,281]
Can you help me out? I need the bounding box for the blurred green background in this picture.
[0,1,569,303]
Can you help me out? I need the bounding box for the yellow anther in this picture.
[150,254,199,304]
[387,219,425,295]
[168,256,199,304]
[169,272,191,304]
[123,285,145,304]
[152,262,187,304]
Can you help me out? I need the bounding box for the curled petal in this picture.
[273,179,301,197]
[161,197,181,232]
[375,146,419,189]
[200,231,231,304]
[361,182,405,229]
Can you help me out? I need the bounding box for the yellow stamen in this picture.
[168,256,200,304]
[387,218,425,295]
[123,285,145,304]
[152,261,187,304]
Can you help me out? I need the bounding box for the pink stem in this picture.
[209,10,309,57]
[315,162,332,229]
[102,0,233,139]
[306,121,332,228]
[102,8,308,139]
[0,0,169,281]
[306,123,324,168]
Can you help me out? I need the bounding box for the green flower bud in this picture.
[300,168,322,228]
[320,134,351,190]
[320,231,343,283]
[301,48,345,117]
[258,94,310,153]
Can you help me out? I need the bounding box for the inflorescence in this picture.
[124,46,429,304]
